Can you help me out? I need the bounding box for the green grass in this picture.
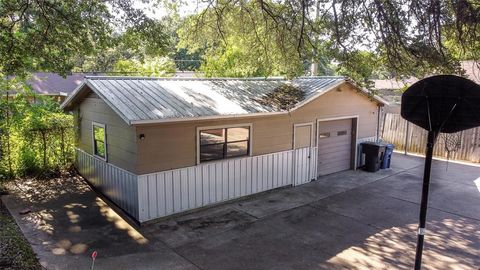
[0,199,42,270]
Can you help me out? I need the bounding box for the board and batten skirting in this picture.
[137,147,318,222]
[76,147,318,223]
[76,149,139,219]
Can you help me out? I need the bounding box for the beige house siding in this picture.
[77,91,138,173]
[135,82,380,174]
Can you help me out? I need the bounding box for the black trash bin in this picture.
[361,142,386,172]
[381,144,394,169]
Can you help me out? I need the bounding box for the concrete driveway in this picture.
[2,153,479,269]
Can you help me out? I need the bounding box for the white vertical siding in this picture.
[293,147,318,186]
[76,149,139,219]
[77,147,319,223]
[138,149,316,222]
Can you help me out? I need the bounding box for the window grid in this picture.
[200,127,250,162]
[92,123,106,160]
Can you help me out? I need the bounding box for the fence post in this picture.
[405,122,410,155]
[41,130,47,169]
[60,128,66,166]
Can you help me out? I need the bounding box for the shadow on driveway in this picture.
[2,153,479,269]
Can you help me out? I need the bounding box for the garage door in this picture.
[317,119,353,176]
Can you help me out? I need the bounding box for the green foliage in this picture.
[0,80,75,178]
[0,0,112,76]
[174,48,202,71]
[336,51,381,90]
[111,57,176,76]
[177,1,310,78]
[176,0,479,83]
[120,19,173,59]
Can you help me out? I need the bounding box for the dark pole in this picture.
[405,122,410,155]
[414,130,437,269]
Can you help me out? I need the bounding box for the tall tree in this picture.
[0,0,172,77]
[178,0,479,82]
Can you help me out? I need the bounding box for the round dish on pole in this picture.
[400,75,480,270]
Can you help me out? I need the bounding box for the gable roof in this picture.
[28,72,87,95]
[62,76,386,125]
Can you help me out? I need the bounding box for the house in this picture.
[19,72,87,103]
[374,60,480,114]
[61,76,387,223]
[5,71,200,103]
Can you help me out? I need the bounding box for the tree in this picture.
[177,0,479,82]
[178,1,314,78]
[0,0,173,178]
[174,48,202,71]
[1,0,109,76]
[112,57,176,76]
[0,0,172,76]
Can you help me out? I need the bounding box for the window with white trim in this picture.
[199,126,251,162]
[92,123,107,160]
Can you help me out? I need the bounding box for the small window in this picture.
[319,132,330,139]
[93,123,106,160]
[337,130,348,136]
[199,126,250,162]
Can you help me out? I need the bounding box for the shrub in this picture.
[0,80,75,179]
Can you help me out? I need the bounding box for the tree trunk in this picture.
[41,130,47,169]
[60,128,66,166]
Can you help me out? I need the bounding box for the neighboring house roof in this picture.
[374,60,480,106]
[15,71,201,96]
[375,89,403,105]
[374,60,480,91]
[62,76,387,125]
[27,72,87,96]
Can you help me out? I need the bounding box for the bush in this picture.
[0,80,75,179]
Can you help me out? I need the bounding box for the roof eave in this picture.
[60,81,87,110]
[289,79,346,112]
[344,80,389,106]
[130,111,287,125]
[60,80,133,126]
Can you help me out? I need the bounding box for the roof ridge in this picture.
[84,75,346,81]
[85,76,287,81]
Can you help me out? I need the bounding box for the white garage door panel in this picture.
[320,164,350,176]
[317,119,353,176]
[318,145,351,153]
[319,153,351,165]
[319,138,351,148]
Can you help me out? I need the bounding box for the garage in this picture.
[317,118,355,176]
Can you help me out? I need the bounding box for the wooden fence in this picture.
[381,113,480,163]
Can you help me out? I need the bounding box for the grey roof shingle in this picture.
[63,76,384,125]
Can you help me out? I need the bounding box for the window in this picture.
[199,126,250,162]
[337,130,348,136]
[92,123,106,160]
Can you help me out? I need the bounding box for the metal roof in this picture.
[62,76,384,125]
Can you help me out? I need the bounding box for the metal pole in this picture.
[405,122,410,155]
[376,106,381,142]
[414,130,436,270]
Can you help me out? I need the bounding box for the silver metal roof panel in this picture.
[62,76,386,125]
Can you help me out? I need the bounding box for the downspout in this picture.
[376,105,381,142]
